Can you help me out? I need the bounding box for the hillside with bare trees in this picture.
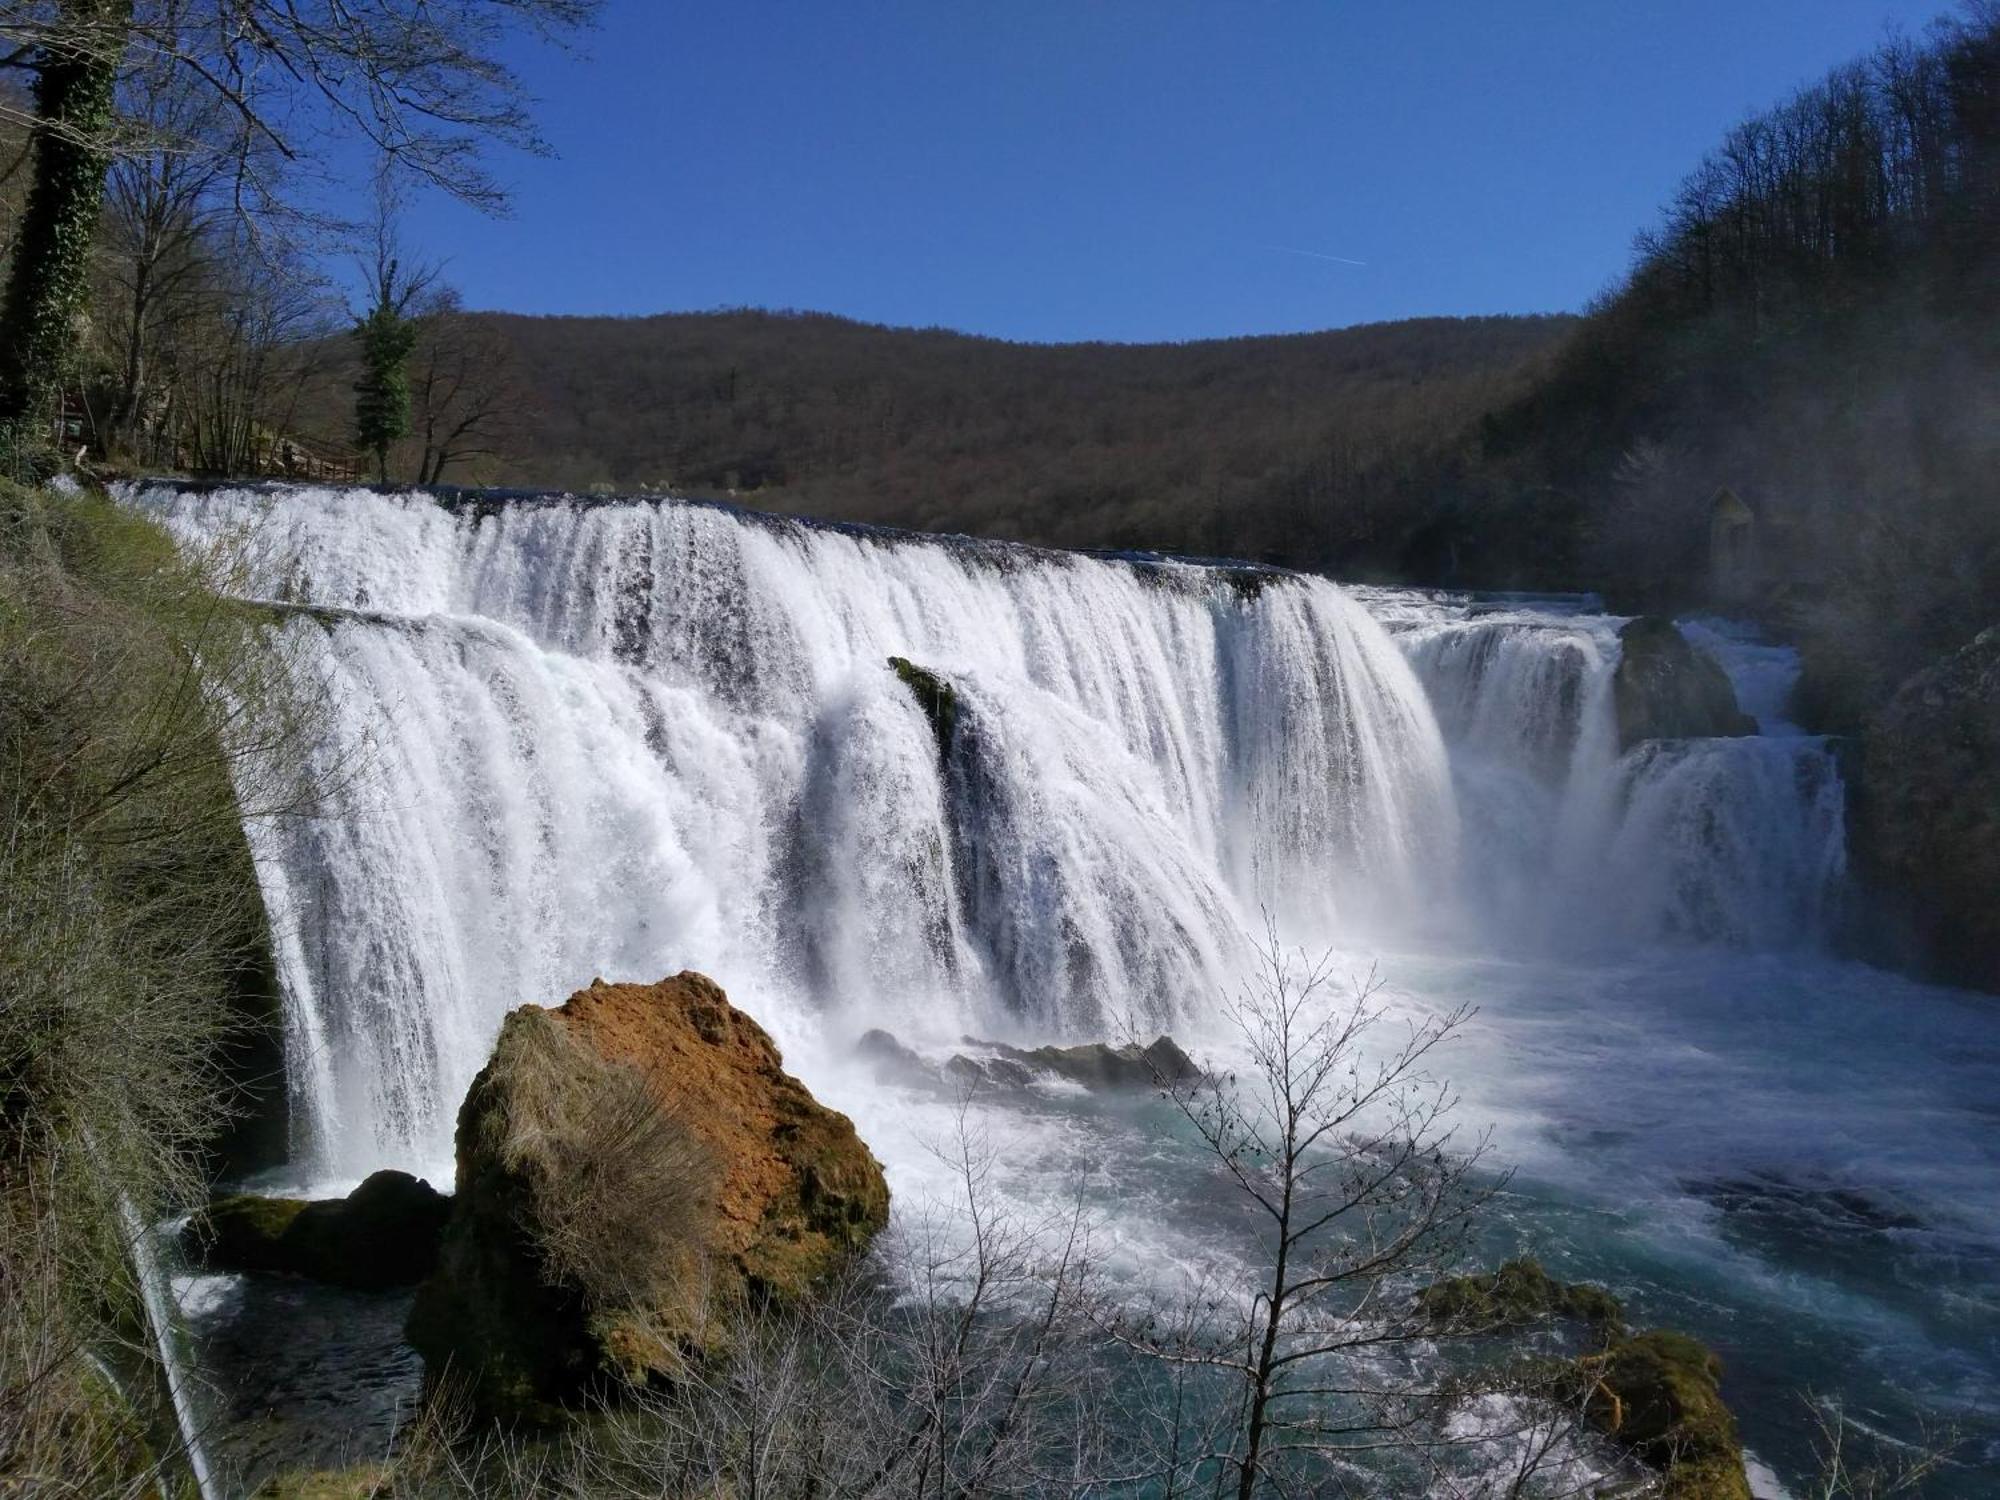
[286,307,1572,574]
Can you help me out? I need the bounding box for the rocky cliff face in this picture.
[1612,616,1758,750]
[406,972,889,1419]
[1854,626,2000,992]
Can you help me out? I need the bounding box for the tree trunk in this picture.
[0,0,134,451]
[113,255,153,454]
[1238,1188,1293,1500]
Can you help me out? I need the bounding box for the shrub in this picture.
[0,478,329,1493]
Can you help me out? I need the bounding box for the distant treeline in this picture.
[287,309,1571,577]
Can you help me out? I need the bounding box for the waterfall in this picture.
[1379,591,1846,953]
[130,485,1847,1179]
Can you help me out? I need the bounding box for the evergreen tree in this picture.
[352,267,422,483]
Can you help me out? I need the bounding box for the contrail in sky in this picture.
[1262,243,1369,267]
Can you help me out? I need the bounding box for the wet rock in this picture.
[944,1052,1038,1091]
[1418,1257,1625,1335]
[887,655,960,758]
[1853,625,2000,992]
[971,1035,1201,1090]
[187,1170,450,1291]
[1612,616,1757,750]
[407,972,889,1420]
[857,1028,1201,1095]
[188,1194,307,1277]
[1581,1330,1751,1500]
[854,1027,931,1085]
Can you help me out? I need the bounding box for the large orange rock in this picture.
[407,972,888,1419]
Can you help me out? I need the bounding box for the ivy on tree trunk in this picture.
[0,0,133,456]
[353,294,420,485]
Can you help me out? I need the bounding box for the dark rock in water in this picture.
[1417,1257,1624,1335]
[1853,624,2000,993]
[286,1171,453,1290]
[944,1052,1038,1091]
[190,1194,308,1277]
[1581,1330,1751,1500]
[1612,616,1757,750]
[857,1028,1200,1094]
[969,1035,1201,1090]
[855,1027,931,1085]
[407,972,888,1421]
[187,1170,450,1291]
[1691,1171,1925,1234]
[887,655,960,759]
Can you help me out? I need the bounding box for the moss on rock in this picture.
[1422,1262,1749,1499]
[1581,1330,1751,1500]
[187,1170,450,1289]
[187,1194,310,1276]
[1418,1257,1625,1335]
[887,655,960,758]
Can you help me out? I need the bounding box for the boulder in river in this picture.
[1421,1262,1749,1499]
[406,972,889,1420]
[973,1035,1202,1090]
[1581,1330,1751,1500]
[856,1028,1201,1093]
[186,1169,450,1290]
[1417,1256,1624,1335]
[854,1026,933,1085]
[1853,624,2000,993]
[1612,616,1757,750]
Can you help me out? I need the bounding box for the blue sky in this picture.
[400,0,1958,343]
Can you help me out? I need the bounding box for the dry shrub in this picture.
[0,479,335,1494]
[495,1011,718,1312]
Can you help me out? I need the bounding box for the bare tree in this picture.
[171,229,336,473]
[1802,1399,1959,1500]
[848,1116,1106,1498]
[94,4,244,458]
[410,290,525,485]
[1105,932,1497,1499]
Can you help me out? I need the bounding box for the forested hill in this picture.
[1481,4,2000,729]
[382,310,1571,569]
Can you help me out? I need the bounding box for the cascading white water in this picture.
[1373,590,1847,952]
[132,484,1846,1181]
[137,485,1469,1176]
